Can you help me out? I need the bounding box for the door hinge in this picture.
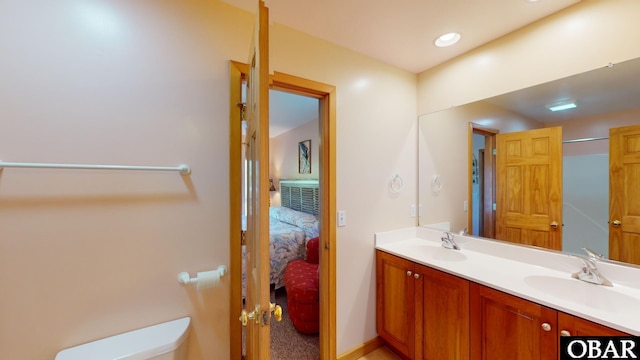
[492,203,497,211]
[492,148,497,156]
[241,230,247,245]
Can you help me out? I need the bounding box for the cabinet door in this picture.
[417,264,470,360]
[558,312,629,336]
[470,284,557,360]
[376,250,416,359]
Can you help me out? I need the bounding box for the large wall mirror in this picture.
[418,56,640,266]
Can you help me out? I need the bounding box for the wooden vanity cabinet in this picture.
[376,250,416,359]
[470,283,557,360]
[377,250,631,360]
[557,311,629,336]
[469,284,631,360]
[376,250,470,360]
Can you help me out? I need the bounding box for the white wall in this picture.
[418,101,541,231]
[269,23,418,354]
[0,1,417,359]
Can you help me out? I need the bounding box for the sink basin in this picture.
[523,275,639,312]
[410,243,467,262]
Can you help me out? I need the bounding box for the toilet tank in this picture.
[55,317,190,360]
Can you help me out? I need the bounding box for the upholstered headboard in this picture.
[279,179,319,216]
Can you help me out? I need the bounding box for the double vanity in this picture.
[375,226,640,360]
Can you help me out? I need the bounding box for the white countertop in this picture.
[375,226,640,335]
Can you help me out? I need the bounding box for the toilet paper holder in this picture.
[177,265,227,286]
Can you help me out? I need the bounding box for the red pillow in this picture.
[306,237,320,264]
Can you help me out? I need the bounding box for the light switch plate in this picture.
[337,210,346,227]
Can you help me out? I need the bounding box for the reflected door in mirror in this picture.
[609,124,640,265]
[496,127,563,250]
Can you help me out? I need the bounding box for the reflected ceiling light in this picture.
[434,32,461,47]
[547,100,577,112]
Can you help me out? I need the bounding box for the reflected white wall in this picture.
[562,153,609,256]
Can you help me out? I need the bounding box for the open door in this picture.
[240,2,279,359]
[609,124,640,265]
[495,127,563,250]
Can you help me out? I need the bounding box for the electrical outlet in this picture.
[337,210,347,227]
[410,204,416,217]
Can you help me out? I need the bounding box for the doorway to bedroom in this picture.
[266,89,321,359]
[229,62,337,360]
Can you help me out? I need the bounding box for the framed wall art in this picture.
[298,139,311,174]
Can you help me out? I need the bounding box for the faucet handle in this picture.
[582,247,604,260]
[570,254,596,270]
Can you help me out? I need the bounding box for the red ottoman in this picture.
[284,237,319,334]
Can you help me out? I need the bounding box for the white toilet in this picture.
[55,317,190,360]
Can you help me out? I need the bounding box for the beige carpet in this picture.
[271,287,320,359]
[242,287,320,359]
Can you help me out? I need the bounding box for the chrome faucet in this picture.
[570,249,612,287]
[441,231,460,250]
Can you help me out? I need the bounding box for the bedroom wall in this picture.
[269,119,320,206]
[0,1,417,359]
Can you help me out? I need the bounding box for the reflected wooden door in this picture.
[242,1,272,359]
[495,127,562,250]
[609,124,640,265]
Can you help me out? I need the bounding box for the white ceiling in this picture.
[270,90,319,137]
[222,0,581,74]
[485,57,640,123]
[228,0,583,135]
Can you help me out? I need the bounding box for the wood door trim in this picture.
[271,71,337,360]
[229,60,246,360]
[229,63,337,359]
[468,123,498,236]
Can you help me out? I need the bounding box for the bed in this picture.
[243,179,320,294]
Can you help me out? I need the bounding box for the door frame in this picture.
[467,123,497,238]
[229,61,337,359]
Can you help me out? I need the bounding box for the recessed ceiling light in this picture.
[434,32,461,47]
[547,100,577,112]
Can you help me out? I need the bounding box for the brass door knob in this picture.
[550,221,559,229]
[270,302,283,322]
[612,220,622,227]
